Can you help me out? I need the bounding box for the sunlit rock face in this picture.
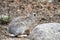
[29,23,60,40]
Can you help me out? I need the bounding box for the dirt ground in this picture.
[0,0,60,40]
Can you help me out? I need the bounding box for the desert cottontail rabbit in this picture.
[8,12,39,37]
[28,23,60,40]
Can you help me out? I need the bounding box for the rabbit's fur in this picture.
[28,23,60,40]
[8,13,39,37]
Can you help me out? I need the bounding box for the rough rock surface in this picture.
[29,23,60,40]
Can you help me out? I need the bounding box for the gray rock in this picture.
[8,13,39,37]
[28,23,60,40]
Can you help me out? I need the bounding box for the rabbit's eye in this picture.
[33,13,36,16]
[34,14,36,16]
